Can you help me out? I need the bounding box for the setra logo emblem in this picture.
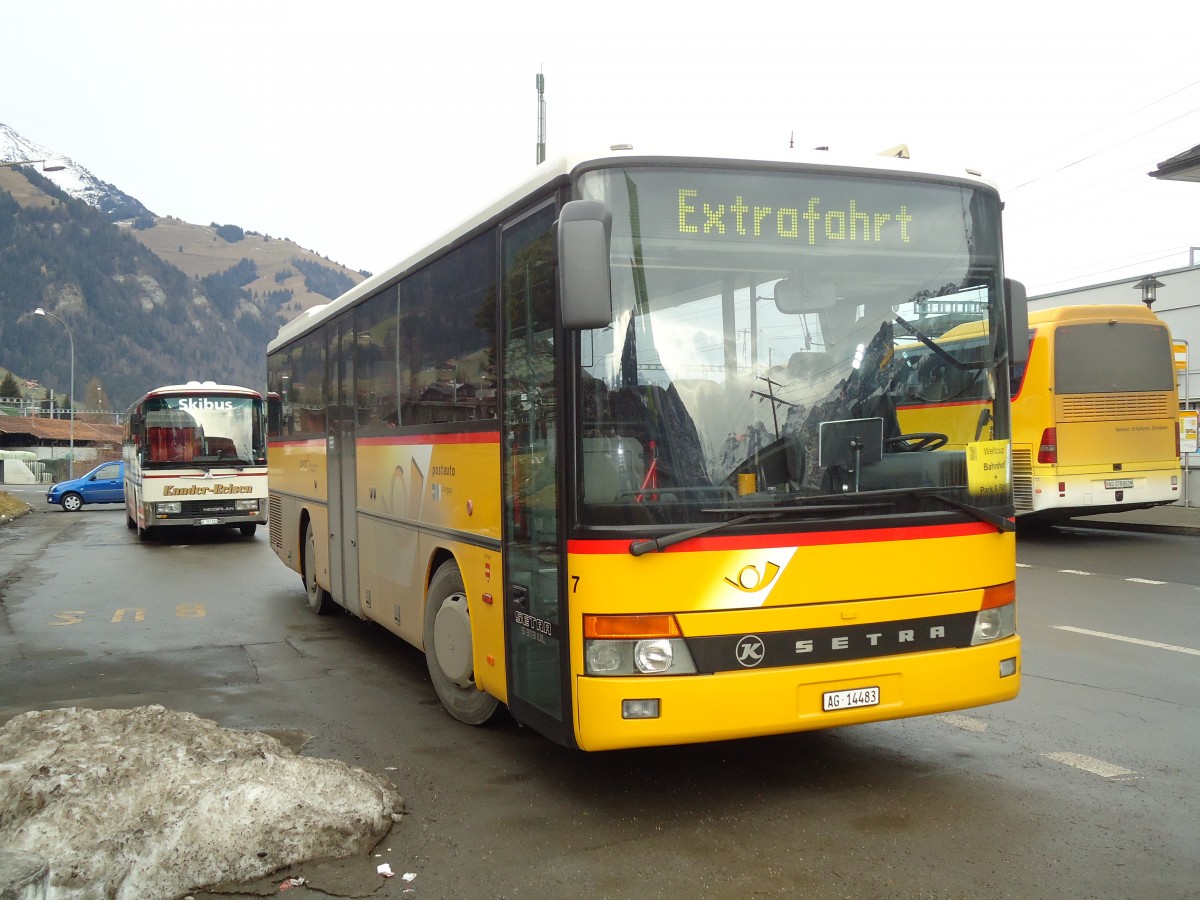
[735,635,766,667]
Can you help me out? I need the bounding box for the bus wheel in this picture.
[303,523,337,615]
[424,561,500,725]
[239,523,257,538]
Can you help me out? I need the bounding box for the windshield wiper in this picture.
[851,486,1014,532]
[627,488,1012,556]
[629,512,782,556]
[627,498,898,556]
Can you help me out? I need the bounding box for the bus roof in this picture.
[269,145,1001,353]
[1027,304,1167,327]
[128,382,264,409]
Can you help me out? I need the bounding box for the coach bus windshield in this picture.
[140,396,266,467]
[572,165,1012,529]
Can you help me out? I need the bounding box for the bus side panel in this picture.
[268,438,329,578]
[354,436,506,699]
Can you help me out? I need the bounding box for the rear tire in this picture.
[303,523,337,615]
[424,561,500,725]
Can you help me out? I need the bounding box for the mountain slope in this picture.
[0,124,366,410]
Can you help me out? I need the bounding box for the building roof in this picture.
[0,415,122,444]
[1149,144,1200,182]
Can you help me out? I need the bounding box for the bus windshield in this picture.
[573,165,1010,528]
[142,396,266,467]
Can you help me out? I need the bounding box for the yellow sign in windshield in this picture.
[677,188,913,245]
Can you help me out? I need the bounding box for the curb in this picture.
[1061,517,1200,537]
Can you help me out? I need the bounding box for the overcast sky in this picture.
[5,1,1200,297]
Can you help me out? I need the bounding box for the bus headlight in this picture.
[583,614,698,676]
[584,638,698,676]
[157,501,182,515]
[971,602,1016,645]
[235,499,261,512]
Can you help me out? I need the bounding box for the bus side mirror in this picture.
[557,200,613,330]
[1005,278,1029,370]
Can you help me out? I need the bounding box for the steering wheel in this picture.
[884,432,948,452]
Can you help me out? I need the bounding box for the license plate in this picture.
[823,686,880,711]
[199,518,219,525]
[1104,479,1134,490]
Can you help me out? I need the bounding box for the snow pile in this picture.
[0,706,404,900]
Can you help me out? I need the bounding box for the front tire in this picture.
[60,493,83,512]
[303,523,337,615]
[239,523,257,538]
[424,561,500,725]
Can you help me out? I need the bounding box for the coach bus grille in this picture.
[269,496,283,549]
[1059,393,1174,422]
[1011,448,1033,510]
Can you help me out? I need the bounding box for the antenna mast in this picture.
[536,70,547,164]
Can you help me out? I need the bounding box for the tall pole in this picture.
[536,71,546,164]
[34,308,74,478]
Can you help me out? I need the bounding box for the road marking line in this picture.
[1125,577,1166,585]
[1054,625,1200,657]
[938,714,988,733]
[1016,562,1031,568]
[1044,752,1137,779]
[1057,569,1092,575]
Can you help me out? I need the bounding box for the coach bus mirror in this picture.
[1005,278,1029,369]
[557,200,613,330]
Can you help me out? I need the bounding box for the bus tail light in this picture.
[584,614,697,676]
[1037,428,1057,464]
[972,581,1016,646]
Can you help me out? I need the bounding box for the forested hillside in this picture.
[0,166,364,410]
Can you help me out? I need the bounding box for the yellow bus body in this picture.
[1011,305,1180,519]
[271,434,1019,751]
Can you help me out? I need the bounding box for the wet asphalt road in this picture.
[2,496,1198,899]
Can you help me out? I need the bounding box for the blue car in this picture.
[46,461,125,512]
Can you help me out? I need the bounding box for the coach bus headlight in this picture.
[971,604,1017,646]
[157,501,182,515]
[235,499,261,512]
[583,614,698,676]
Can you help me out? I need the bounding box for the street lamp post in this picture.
[34,308,74,478]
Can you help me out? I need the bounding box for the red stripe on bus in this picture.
[357,432,501,447]
[142,472,266,479]
[568,520,1002,554]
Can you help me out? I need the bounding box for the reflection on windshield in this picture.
[143,397,264,466]
[574,166,1012,528]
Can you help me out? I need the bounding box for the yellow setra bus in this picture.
[266,146,1025,750]
[892,304,1182,524]
[1010,305,1181,522]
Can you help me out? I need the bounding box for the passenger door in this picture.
[500,201,572,741]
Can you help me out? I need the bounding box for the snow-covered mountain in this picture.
[0,122,154,221]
